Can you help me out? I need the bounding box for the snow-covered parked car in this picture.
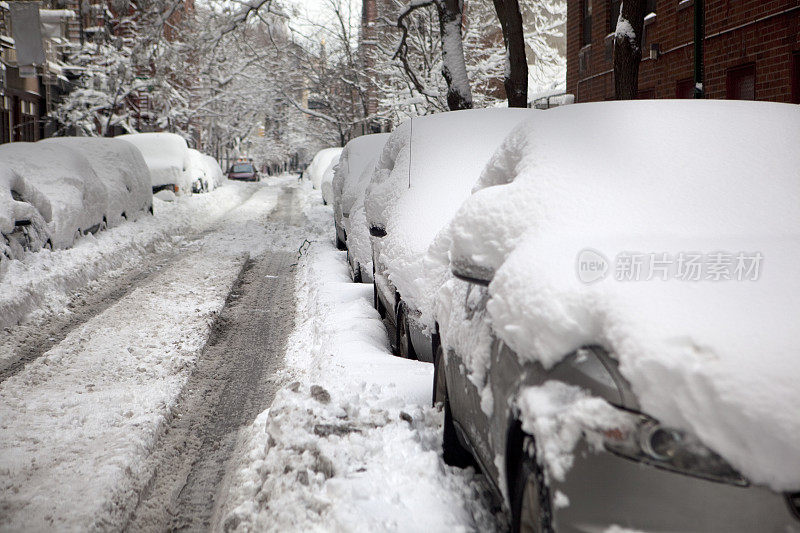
[320,156,339,206]
[432,101,800,532]
[306,147,342,190]
[117,132,193,198]
[332,133,389,253]
[364,108,534,362]
[0,162,51,262]
[0,141,109,250]
[42,137,153,225]
[200,153,224,190]
[187,149,211,193]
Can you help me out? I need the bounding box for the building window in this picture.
[727,64,756,100]
[676,78,694,98]
[608,0,621,33]
[792,51,800,104]
[582,0,592,46]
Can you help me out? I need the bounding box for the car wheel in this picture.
[336,234,346,251]
[396,302,417,360]
[435,346,475,468]
[44,239,53,251]
[512,438,553,533]
[353,262,362,283]
[148,204,154,215]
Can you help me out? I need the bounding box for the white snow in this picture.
[365,108,534,328]
[219,190,500,532]
[187,148,225,192]
[439,100,800,491]
[0,141,108,249]
[117,132,193,193]
[320,156,339,206]
[306,147,343,190]
[332,133,389,234]
[41,137,153,226]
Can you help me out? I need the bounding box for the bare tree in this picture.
[491,0,528,107]
[613,0,647,100]
[396,0,473,111]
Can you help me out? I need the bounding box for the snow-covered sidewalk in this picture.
[219,195,500,532]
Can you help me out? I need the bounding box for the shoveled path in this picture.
[125,187,303,532]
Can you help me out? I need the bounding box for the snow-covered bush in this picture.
[435,100,800,491]
[117,133,193,194]
[41,137,153,226]
[306,148,343,190]
[0,142,108,249]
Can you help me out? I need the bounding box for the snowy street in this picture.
[0,178,496,532]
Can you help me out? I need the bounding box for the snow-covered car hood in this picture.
[365,108,535,327]
[441,100,800,491]
[117,133,192,191]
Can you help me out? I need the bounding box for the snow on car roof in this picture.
[334,133,390,218]
[447,100,800,491]
[307,147,343,190]
[117,132,191,189]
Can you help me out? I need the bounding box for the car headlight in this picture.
[603,414,748,486]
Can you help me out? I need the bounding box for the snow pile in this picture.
[0,141,108,248]
[0,163,50,259]
[320,156,339,206]
[117,132,192,192]
[306,147,343,190]
[41,137,153,226]
[441,100,800,490]
[365,109,534,327]
[220,199,500,532]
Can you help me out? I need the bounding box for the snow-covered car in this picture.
[306,147,343,190]
[41,137,153,225]
[187,148,211,193]
[117,132,193,198]
[0,141,109,250]
[227,162,259,182]
[200,153,224,190]
[0,162,51,262]
[364,108,534,362]
[332,133,389,252]
[319,156,340,206]
[432,101,800,532]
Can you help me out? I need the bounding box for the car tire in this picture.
[336,235,346,251]
[435,346,475,468]
[353,263,362,283]
[511,438,553,533]
[396,302,417,360]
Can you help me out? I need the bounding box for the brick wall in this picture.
[567,0,800,102]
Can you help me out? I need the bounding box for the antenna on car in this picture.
[408,118,412,189]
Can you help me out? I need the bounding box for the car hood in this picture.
[488,230,800,492]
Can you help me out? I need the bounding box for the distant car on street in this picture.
[227,162,259,182]
[433,101,800,533]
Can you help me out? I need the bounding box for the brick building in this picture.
[567,0,800,102]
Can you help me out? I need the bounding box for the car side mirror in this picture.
[450,258,494,286]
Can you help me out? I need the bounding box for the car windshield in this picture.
[232,164,253,173]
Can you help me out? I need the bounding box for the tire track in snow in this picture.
[124,187,304,531]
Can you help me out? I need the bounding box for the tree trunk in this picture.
[613,0,647,100]
[436,0,473,110]
[492,0,528,107]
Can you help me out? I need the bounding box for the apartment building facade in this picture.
[567,0,800,102]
